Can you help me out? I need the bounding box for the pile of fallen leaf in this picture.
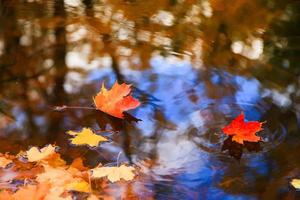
[0,145,136,199]
[0,82,140,199]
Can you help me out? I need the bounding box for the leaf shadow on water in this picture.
[221,136,262,160]
[92,110,142,164]
[93,110,141,132]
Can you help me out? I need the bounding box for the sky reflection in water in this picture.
[75,55,284,199]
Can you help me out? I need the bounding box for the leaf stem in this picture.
[53,105,96,111]
[116,151,122,167]
[95,130,118,134]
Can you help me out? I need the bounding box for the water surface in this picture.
[0,0,300,199]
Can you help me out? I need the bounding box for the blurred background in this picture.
[0,0,300,199]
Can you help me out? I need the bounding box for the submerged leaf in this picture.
[91,164,135,183]
[67,127,108,147]
[93,81,140,118]
[222,112,263,144]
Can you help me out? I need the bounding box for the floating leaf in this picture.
[222,112,263,144]
[91,164,135,183]
[291,179,300,189]
[67,127,108,147]
[93,81,140,118]
[25,145,56,162]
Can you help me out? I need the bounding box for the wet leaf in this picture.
[91,164,135,183]
[67,127,108,147]
[25,145,57,162]
[291,179,300,189]
[222,112,263,144]
[93,82,140,119]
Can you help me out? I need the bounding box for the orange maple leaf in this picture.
[222,112,263,144]
[93,82,140,118]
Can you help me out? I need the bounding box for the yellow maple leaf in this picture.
[0,156,12,168]
[291,179,300,189]
[67,127,108,147]
[91,164,135,183]
[26,145,56,162]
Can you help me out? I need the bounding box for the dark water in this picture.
[0,0,300,199]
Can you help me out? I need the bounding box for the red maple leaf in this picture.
[222,112,263,144]
[93,82,140,118]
